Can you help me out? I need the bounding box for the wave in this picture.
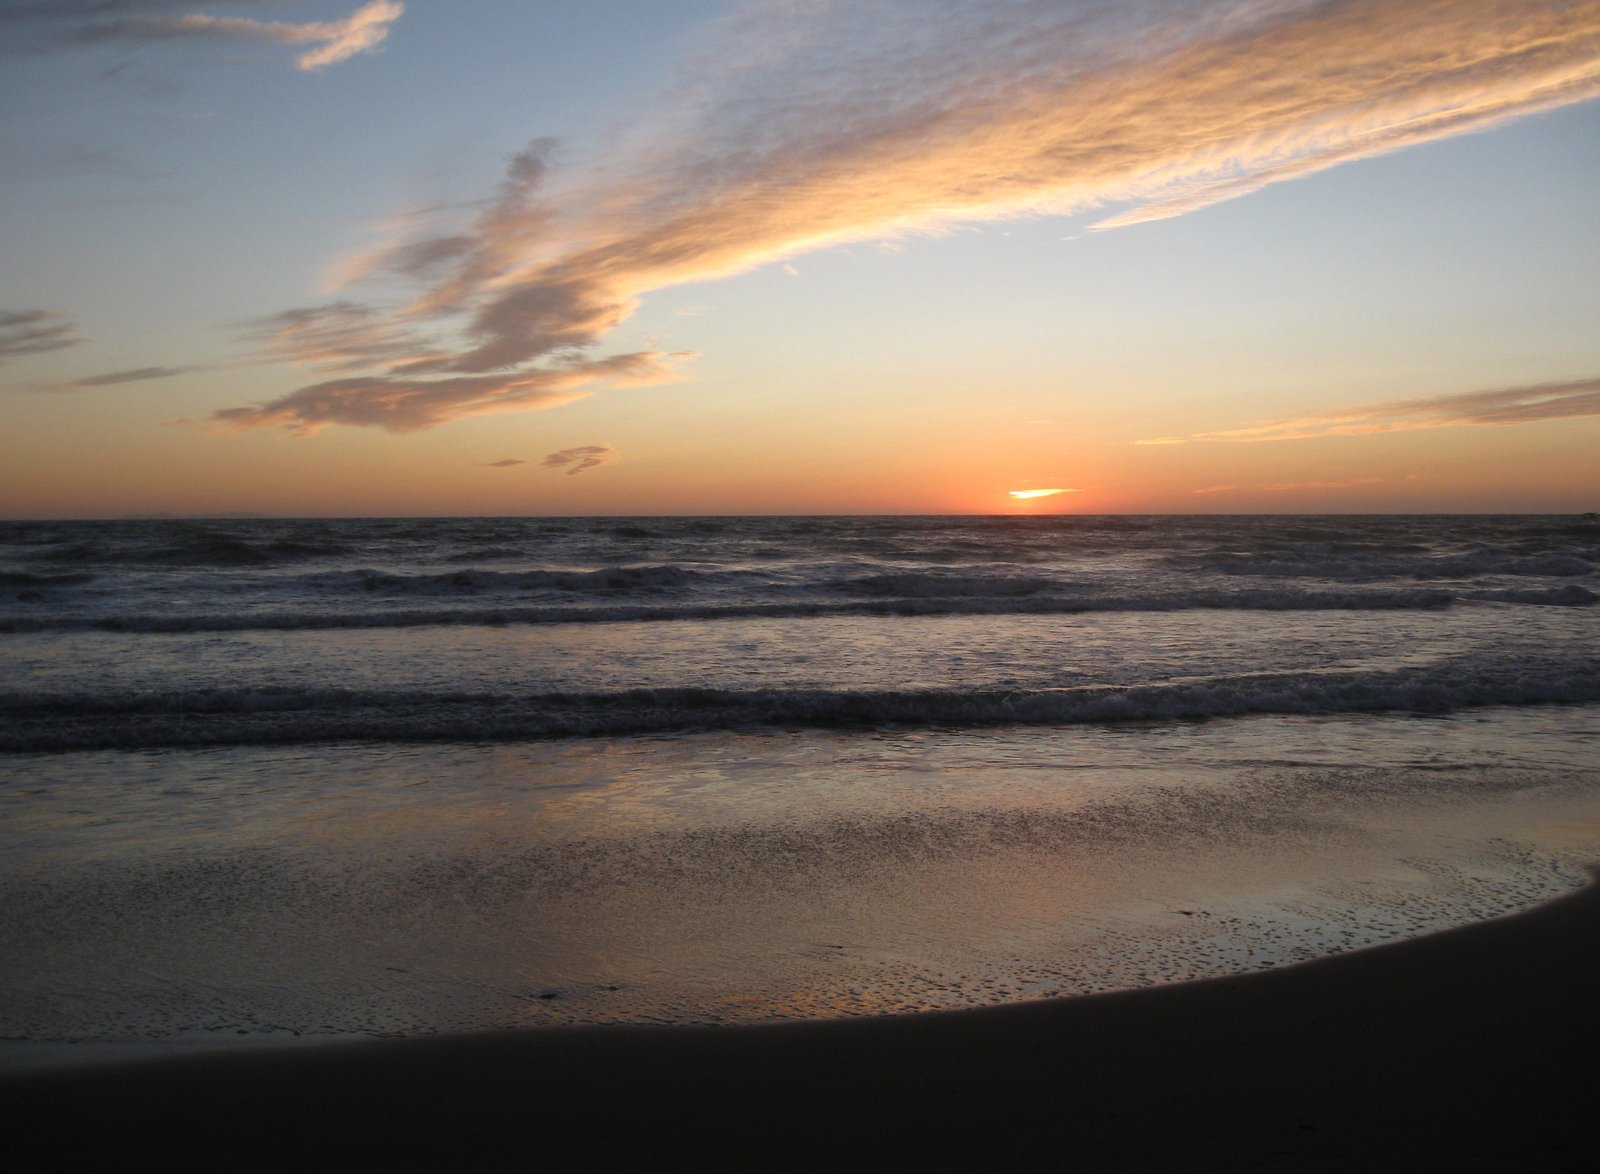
[311,563,718,595]
[1467,585,1598,606]
[30,533,353,567]
[829,571,1057,597]
[443,547,523,563]
[6,658,1596,752]
[1190,550,1597,580]
[0,571,95,589]
[0,584,1489,633]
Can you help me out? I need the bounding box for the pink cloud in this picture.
[214,1,1600,432]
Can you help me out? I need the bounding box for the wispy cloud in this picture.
[7,1,403,71]
[542,445,613,476]
[211,356,663,436]
[1265,476,1384,491]
[29,365,201,391]
[1192,476,1391,495]
[1142,376,1600,445]
[480,458,526,468]
[0,310,83,363]
[244,302,441,373]
[215,0,1600,433]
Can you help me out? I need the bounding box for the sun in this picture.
[1008,488,1072,500]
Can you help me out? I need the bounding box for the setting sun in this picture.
[1009,489,1075,500]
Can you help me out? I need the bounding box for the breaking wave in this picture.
[6,656,1597,752]
[0,584,1489,634]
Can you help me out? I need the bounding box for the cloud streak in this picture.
[1141,376,1600,444]
[1192,477,1391,494]
[210,354,668,436]
[29,365,203,391]
[245,302,441,373]
[0,310,83,363]
[542,445,613,476]
[9,1,403,71]
[218,0,1600,432]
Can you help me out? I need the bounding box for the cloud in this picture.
[8,1,403,71]
[0,310,83,363]
[1193,477,1389,495]
[217,0,1600,432]
[1141,376,1600,444]
[208,353,671,435]
[244,302,442,373]
[542,445,613,476]
[30,365,199,390]
[1265,477,1384,491]
[481,458,526,468]
[219,290,694,431]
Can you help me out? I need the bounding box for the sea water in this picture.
[2,515,1597,1062]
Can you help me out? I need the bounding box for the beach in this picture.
[7,873,1598,1170]
[3,514,1598,1165]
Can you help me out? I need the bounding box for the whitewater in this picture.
[3,514,1598,1062]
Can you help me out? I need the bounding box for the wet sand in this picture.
[6,870,1598,1170]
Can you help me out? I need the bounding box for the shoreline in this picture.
[6,871,1598,1170]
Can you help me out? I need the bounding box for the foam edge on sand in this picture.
[6,870,1599,1171]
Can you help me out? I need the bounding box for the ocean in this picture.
[3,513,1598,1065]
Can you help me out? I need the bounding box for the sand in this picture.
[6,872,1598,1171]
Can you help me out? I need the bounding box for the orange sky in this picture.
[3,1,1598,516]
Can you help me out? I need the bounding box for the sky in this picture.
[2,0,1598,517]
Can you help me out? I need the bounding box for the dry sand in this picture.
[6,872,1598,1171]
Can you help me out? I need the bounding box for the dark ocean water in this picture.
[2,515,1598,1060]
[2,514,1596,750]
